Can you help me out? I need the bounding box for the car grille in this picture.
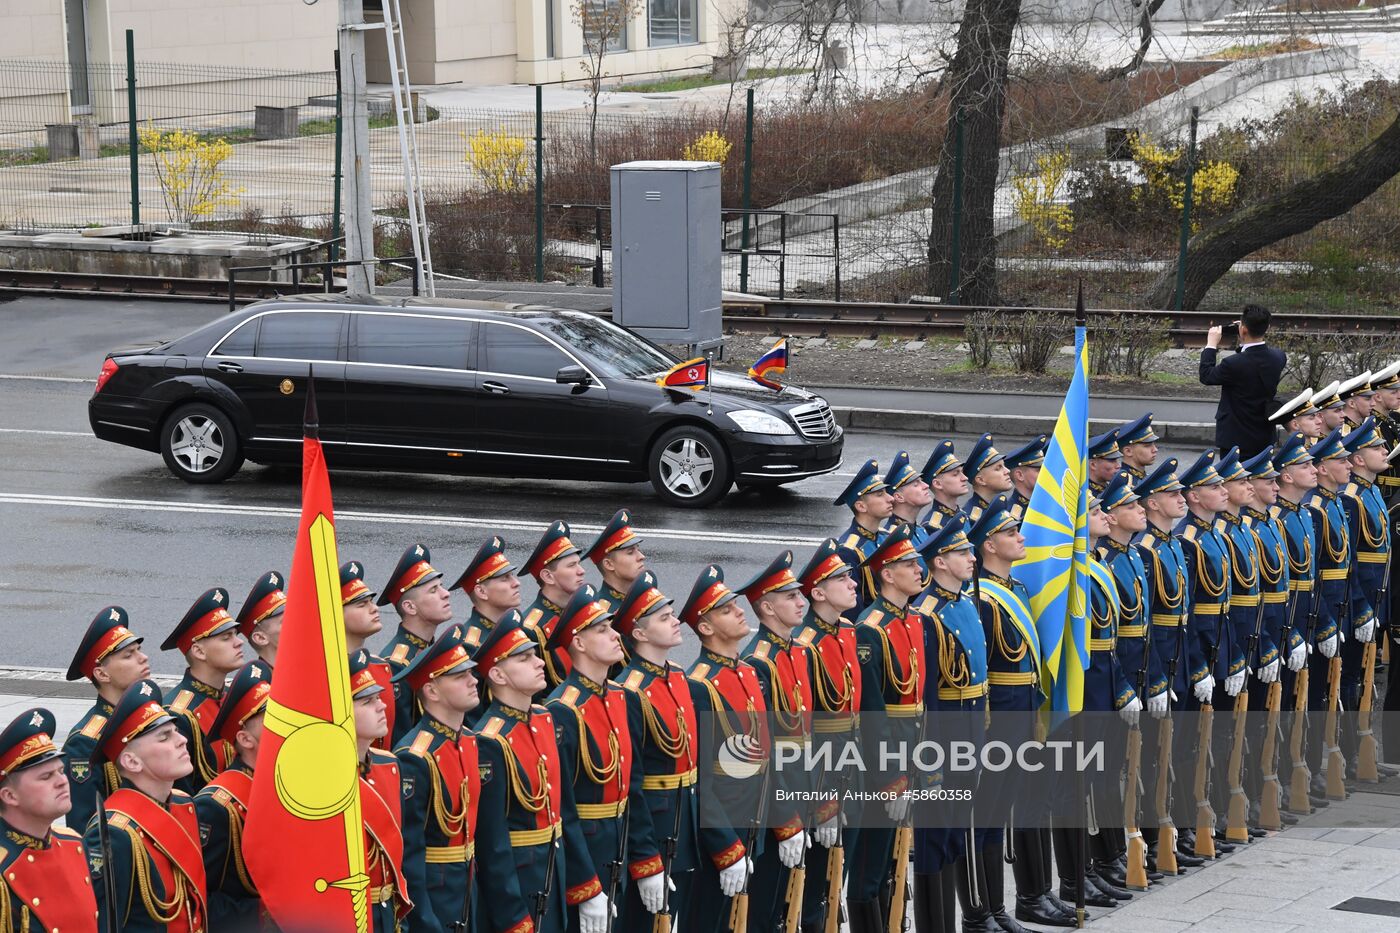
[790,400,835,439]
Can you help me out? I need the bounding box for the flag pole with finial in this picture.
[1073,278,1087,930]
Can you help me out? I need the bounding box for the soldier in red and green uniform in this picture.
[586,510,647,615]
[233,570,285,667]
[521,521,589,693]
[379,544,456,745]
[453,536,523,655]
[342,559,399,751]
[163,587,245,794]
[351,649,415,930]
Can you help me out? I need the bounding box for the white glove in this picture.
[1288,642,1307,672]
[778,831,807,868]
[885,794,910,822]
[636,873,673,914]
[1147,691,1169,718]
[1257,658,1281,683]
[1118,697,1142,726]
[579,892,610,933]
[1319,633,1340,659]
[815,816,840,848]
[718,857,752,897]
[1357,618,1378,644]
[1193,675,1216,704]
[1225,670,1246,697]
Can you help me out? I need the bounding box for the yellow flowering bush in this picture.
[1129,132,1239,227]
[463,130,531,193]
[682,130,732,164]
[138,126,242,222]
[1012,149,1074,249]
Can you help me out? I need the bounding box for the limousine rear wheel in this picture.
[160,403,244,484]
[648,425,732,508]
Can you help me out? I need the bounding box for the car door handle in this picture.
[217,361,243,373]
[483,381,510,395]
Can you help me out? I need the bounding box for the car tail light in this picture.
[94,358,119,394]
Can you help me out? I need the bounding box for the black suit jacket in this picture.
[1199,343,1287,458]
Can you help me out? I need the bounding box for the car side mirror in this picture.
[556,365,591,386]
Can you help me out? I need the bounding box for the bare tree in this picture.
[574,0,640,160]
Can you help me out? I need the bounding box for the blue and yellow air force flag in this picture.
[1012,311,1090,715]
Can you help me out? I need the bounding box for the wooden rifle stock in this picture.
[824,842,845,933]
[1192,702,1217,859]
[783,863,806,933]
[887,825,914,933]
[1258,679,1283,830]
[1287,662,1312,814]
[1325,653,1346,800]
[1224,687,1251,843]
[1154,714,1178,875]
[1358,640,1379,783]
[1123,726,1149,890]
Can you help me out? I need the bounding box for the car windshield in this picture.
[530,313,677,379]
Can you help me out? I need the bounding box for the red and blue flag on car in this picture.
[748,338,788,390]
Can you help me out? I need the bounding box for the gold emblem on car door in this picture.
[279,378,295,396]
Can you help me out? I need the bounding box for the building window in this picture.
[581,0,629,53]
[648,0,696,47]
[64,0,92,113]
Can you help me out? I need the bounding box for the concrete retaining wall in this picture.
[833,405,1214,445]
[0,229,312,280]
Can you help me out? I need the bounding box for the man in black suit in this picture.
[1200,304,1287,459]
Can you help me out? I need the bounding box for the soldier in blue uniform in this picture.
[0,708,97,933]
[1118,414,1161,482]
[522,521,590,692]
[911,517,987,933]
[233,570,285,667]
[379,543,456,744]
[451,536,522,655]
[833,459,892,618]
[473,612,605,933]
[62,606,151,833]
[194,659,271,929]
[887,451,934,550]
[961,434,1011,524]
[1269,390,1323,446]
[1087,430,1123,499]
[1312,383,1346,436]
[1003,435,1047,521]
[922,441,968,532]
[1339,372,1375,433]
[612,571,701,933]
[585,510,647,613]
[163,587,246,795]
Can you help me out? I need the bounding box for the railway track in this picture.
[0,269,1392,348]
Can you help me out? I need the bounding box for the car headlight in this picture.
[728,409,795,435]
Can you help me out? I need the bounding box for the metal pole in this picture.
[125,30,139,227]
[832,215,841,302]
[330,49,343,266]
[338,0,374,295]
[778,213,786,301]
[740,87,755,293]
[1175,106,1200,314]
[949,108,966,302]
[593,206,604,288]
[535,84,545,283]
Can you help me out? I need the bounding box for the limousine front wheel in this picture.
[648,425,732,508]
[161,403,244,484]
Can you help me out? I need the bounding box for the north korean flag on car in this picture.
[657,356,710,391]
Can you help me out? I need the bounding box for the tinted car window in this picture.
[530,313,674,379]
[213,319,258,356]
[481,324,572,379]
[353,314,472,369]
[256,312,343,361]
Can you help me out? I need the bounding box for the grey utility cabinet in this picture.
[609,160,723,355]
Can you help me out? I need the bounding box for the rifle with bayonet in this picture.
[1124,604,1151,892]
[651,781,687,933]
[1259,572,1298,830]
[1224,587,1265,844]
[1153,565,1184,876]
[1323,564,1352,800]
[1356,507,1392,784]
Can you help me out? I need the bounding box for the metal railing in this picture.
[226,254,421,313]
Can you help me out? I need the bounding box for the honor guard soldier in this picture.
[1270,389,1323,446]
[613,572,701,933]
[911,517,986,933]
[794,541,862,933]
[63,607,151,833]
[342,560,400,750]
[1339,373,1376,432]
[586,510,647,614]
[681,565,770,933]
[380,544,455,744]
[962,434,1011,523]
[1369,362,1400,497]
[1312,383,1346,435]
[1088,429,1123,499]
[1004,435,1048,521]
[922,441,968,532]
[1272,435,1324,811]
[0,709,98,933]
[350,650,415,928]
[737,554,812,933]
[967,497,1062,929]
[233,571,285,667]
[522,521,589,692]
[834,459,893,617]
[1118,414,1161,482]
[164,587,245,794]
[1303,428,1353,798]
[546,586,644,933]
[85,679,207,933]
[194,660,270,928]
[850,525,927,933]
[394,627,510,933]
[887,452,934,550]
[473,613,604,933]
[453,537,523,653]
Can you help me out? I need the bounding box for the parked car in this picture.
[88,295,844,507]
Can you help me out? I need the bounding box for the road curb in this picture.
[832,407,1215,446]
